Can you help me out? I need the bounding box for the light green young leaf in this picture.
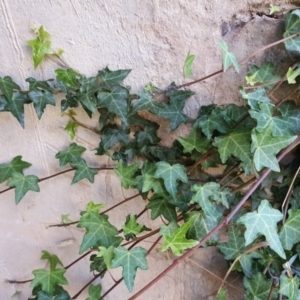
[86,284,102,300]
[251,127,297,172]
[55,69,81,88]
[41,250,63,271]
[177,128,210,153]
[159,219,199,256]
[217,40,239,72]
[279,209,300,250]
[111,246,148,292]
[270,4,280,15]
[77,211,122,253]
[71,158,98,184]
[0,156,31,183]
[122,214,150,241]
[28,90,55,119]
[183,51,195,78]
[217,289,227,300]
[7,173,40,204]
[86,201,105,213]
[238,200,285,258]
[154,162,188,198]
[97,246,115,269]
[279,275,299,300]
[284,10,300,53]
[55,143,86,167]
[286,66,300,84]
[0,76,20,100]
[114,160,139,189]
[64,121,78,140]
[61,214,73,224]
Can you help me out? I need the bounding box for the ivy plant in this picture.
[3,9,300,299]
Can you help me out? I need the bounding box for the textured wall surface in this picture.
[0,0,296,299]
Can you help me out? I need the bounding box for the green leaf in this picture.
[217,289,227,300]
[0,156,31,183]
[238,200,285,258]
[5,92,29,128]
[55,69,81,88]
[77,211,122,253]
[217,40,239,72]
[41,251,63,271]
[35,286,70,300]
[86,284,102,300]
[244,273,275,300]
[279,274,299,300]
[130,91,164,115]
[154,162,188,198]
[86,201,105,214]
[213,128,252,166]
[122,214,151,240]
[278,100,300,135]
[251,128,297,172]
[7,173,40,204]
[61,214,73,224]
[97,246,115,269]
[55,143,86,167]
[279,209,300,250]
[159,222,179,237]
[89,254,106,275]
[98,67,131,89]
[28,90,55,119]
[134,122,160,147]
[183,51,195,78]
[177,128,210,153]
[30,268,68,295]
[0,76,20,100]
[26,77,53,92]
[217,226,246,260]
[71,158,98,184]
[27,26,53,68]
[159,219,199,256]
[97,85,129,126]
[240,87,271,110]
[64,121,78,140]
[114,160,139,189]
[146,194,177,223]
[284,10,300,54]
[270,4,280,15]
[286,66,300,84]
[111,247,148,293]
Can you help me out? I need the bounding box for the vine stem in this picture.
[72,272,102,299]
[128,135,300,300]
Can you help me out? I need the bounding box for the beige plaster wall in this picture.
[0,1,297,299]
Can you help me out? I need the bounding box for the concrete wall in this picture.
[0,1,296,299]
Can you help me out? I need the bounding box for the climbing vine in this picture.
[2,8,300,300]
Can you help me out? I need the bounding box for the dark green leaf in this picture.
[41,251,64,272]
[98,107,115,130]
[26,77,53,92]
[7,173,40,204]
[111,246,148,292]
[0,76,20,100]
[28,90,55,119]
[71,158,98,184]
[278,100,300,135]
[114,160,139,189]
[89,254,106,275]
[130,91,164,115]
[55,143,86,167]
[177,128,210,153]
[77,211,122,253]
[284,10,300,53]
[98,68,131,89]
[134,122,160,146]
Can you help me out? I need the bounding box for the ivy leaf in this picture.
[89,254,106,275]
[284,10,300,54]
[55,143,86,167]
[270,4,280,15]
[238,200,285,258]
[279,209,300,250]
[111,246,148,292]
[146,194,177,223]
[159,219,199,256]
[34,287,70,300]
[64,121,78,140]
[55,69,81,88]
[97,85,129,126]
[41,251,63,271]
[27,26,53,69]
[122,214,151,240]
[77,211,122,253]
[244,273,275,300]
[240,87,271,110]
[217,226,246,260]
[30,268,68,295]
[177,128,210,153]
[28,90,55,119]
[114,160,139,189]
[98,68,131,90]
[0,76,20,100]
[61,214,73,224]
[251,128,297,172]
[97,246,115,269]
[7,173,40,204]
[159,222,179,237]
[86,284,102,300]
[278,100,300,135]
[26,77,53,92]
[0,156,31,183]
[71,158,98,184]
[154,162,188,198]
[130,91,164,115]
[213,128,252,166]
[85,201,105,214]
[217,40,239,72]
[279,274,299,300]
[286,66,300,84]
[5,92,29,128]
[134,122,160,147]
[217,289,227,300]
[183,51,195,78]
[185,211,218,245]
